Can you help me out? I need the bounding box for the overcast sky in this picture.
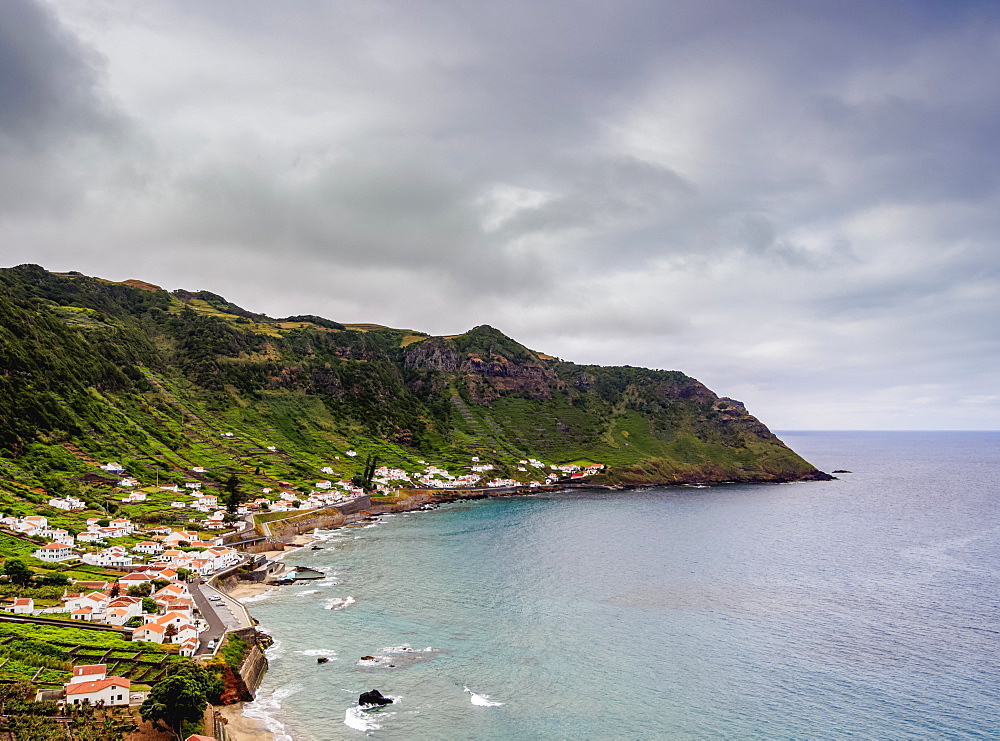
[1,0,998,430]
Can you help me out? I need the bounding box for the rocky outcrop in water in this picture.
[359,689,393,706]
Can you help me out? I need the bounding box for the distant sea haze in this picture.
[240,431,1000,739]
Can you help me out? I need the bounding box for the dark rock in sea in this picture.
[317,657,329,664]
[359,689,393,706]
[361,655,375,661]
[832,470,853,473]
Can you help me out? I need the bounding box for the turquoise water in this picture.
[241,432,1000,739]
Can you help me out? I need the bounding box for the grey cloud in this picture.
[2,0,1000,428]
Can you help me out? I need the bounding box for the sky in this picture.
[1,0,998,430]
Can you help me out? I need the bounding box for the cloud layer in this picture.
[2,0,998,429]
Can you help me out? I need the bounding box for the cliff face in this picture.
[0,265,828,488]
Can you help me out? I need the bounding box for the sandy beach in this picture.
[217,703,275,741]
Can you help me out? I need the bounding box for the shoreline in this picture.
[217,702,276,741]
[214,477,834,738]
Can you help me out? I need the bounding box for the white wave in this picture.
[379,645,439,654]
[239,587,277,604]
[297,589,320,596]
[314,577,340,587]
[261,636,286,660]
[242,683,303,741]
[465,687,503,707]
[326,596,356,610]
[357,655,391,667]
[295,648,337,657]
[345,703,397,733]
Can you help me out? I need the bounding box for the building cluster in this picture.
[8,553,241,657]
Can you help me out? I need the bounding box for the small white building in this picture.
[133,541,164,555]
[6,598,33,614]
[65,676,130,706]
[33,543,73,562]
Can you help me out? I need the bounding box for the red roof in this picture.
[74,664,106,677]
[66,677,130,695]
[13,598,32,606]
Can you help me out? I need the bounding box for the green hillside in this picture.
[0,263,828,509]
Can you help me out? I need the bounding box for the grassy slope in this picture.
[0,264,824,519]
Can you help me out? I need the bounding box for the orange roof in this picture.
[73,665,106,677]
[66,676,130,695]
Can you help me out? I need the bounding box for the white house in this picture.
[101,462,125,473]
[121,492,147,503]
[6,598,33,614]
[191,467,207,474]
[48,497,86,511]
[109,519,136,535]
[64,592,109,614]
[65,676,130,706]
[33,543,73,562]
[15,515,47,534]
[133,621,166,643]
[133,541,164,555]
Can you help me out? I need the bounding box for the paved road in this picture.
[188,580,227,655]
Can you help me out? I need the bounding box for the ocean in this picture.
[239,431,1000,739]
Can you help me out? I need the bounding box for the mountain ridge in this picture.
[0,263,830,503]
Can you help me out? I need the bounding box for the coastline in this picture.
[213,533,319,741]
[215,478,834,738]
[218,702,275,741]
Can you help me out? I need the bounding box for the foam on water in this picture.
[357,655,391,667]
[465,686,504,707]
[297,589,320,596]
[380,645,438,654]
[345,695,399,732]
[326,596,356,610]
[295,648,337,657]
[242,683,302,741]
[239,587,277,604]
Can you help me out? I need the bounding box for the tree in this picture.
[139,673,207,739]
[127,583,152,597]
[36,571,69,587]
[109,583,120,598]
[351,454,379,493]
[2,559,34,587]
[141,596,159,615]
[223,473,245,514]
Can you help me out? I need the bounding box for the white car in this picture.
[208,595,222,602]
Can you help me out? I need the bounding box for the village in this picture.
[0,450,606,741]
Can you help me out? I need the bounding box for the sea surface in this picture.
[240,432,1000,739]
